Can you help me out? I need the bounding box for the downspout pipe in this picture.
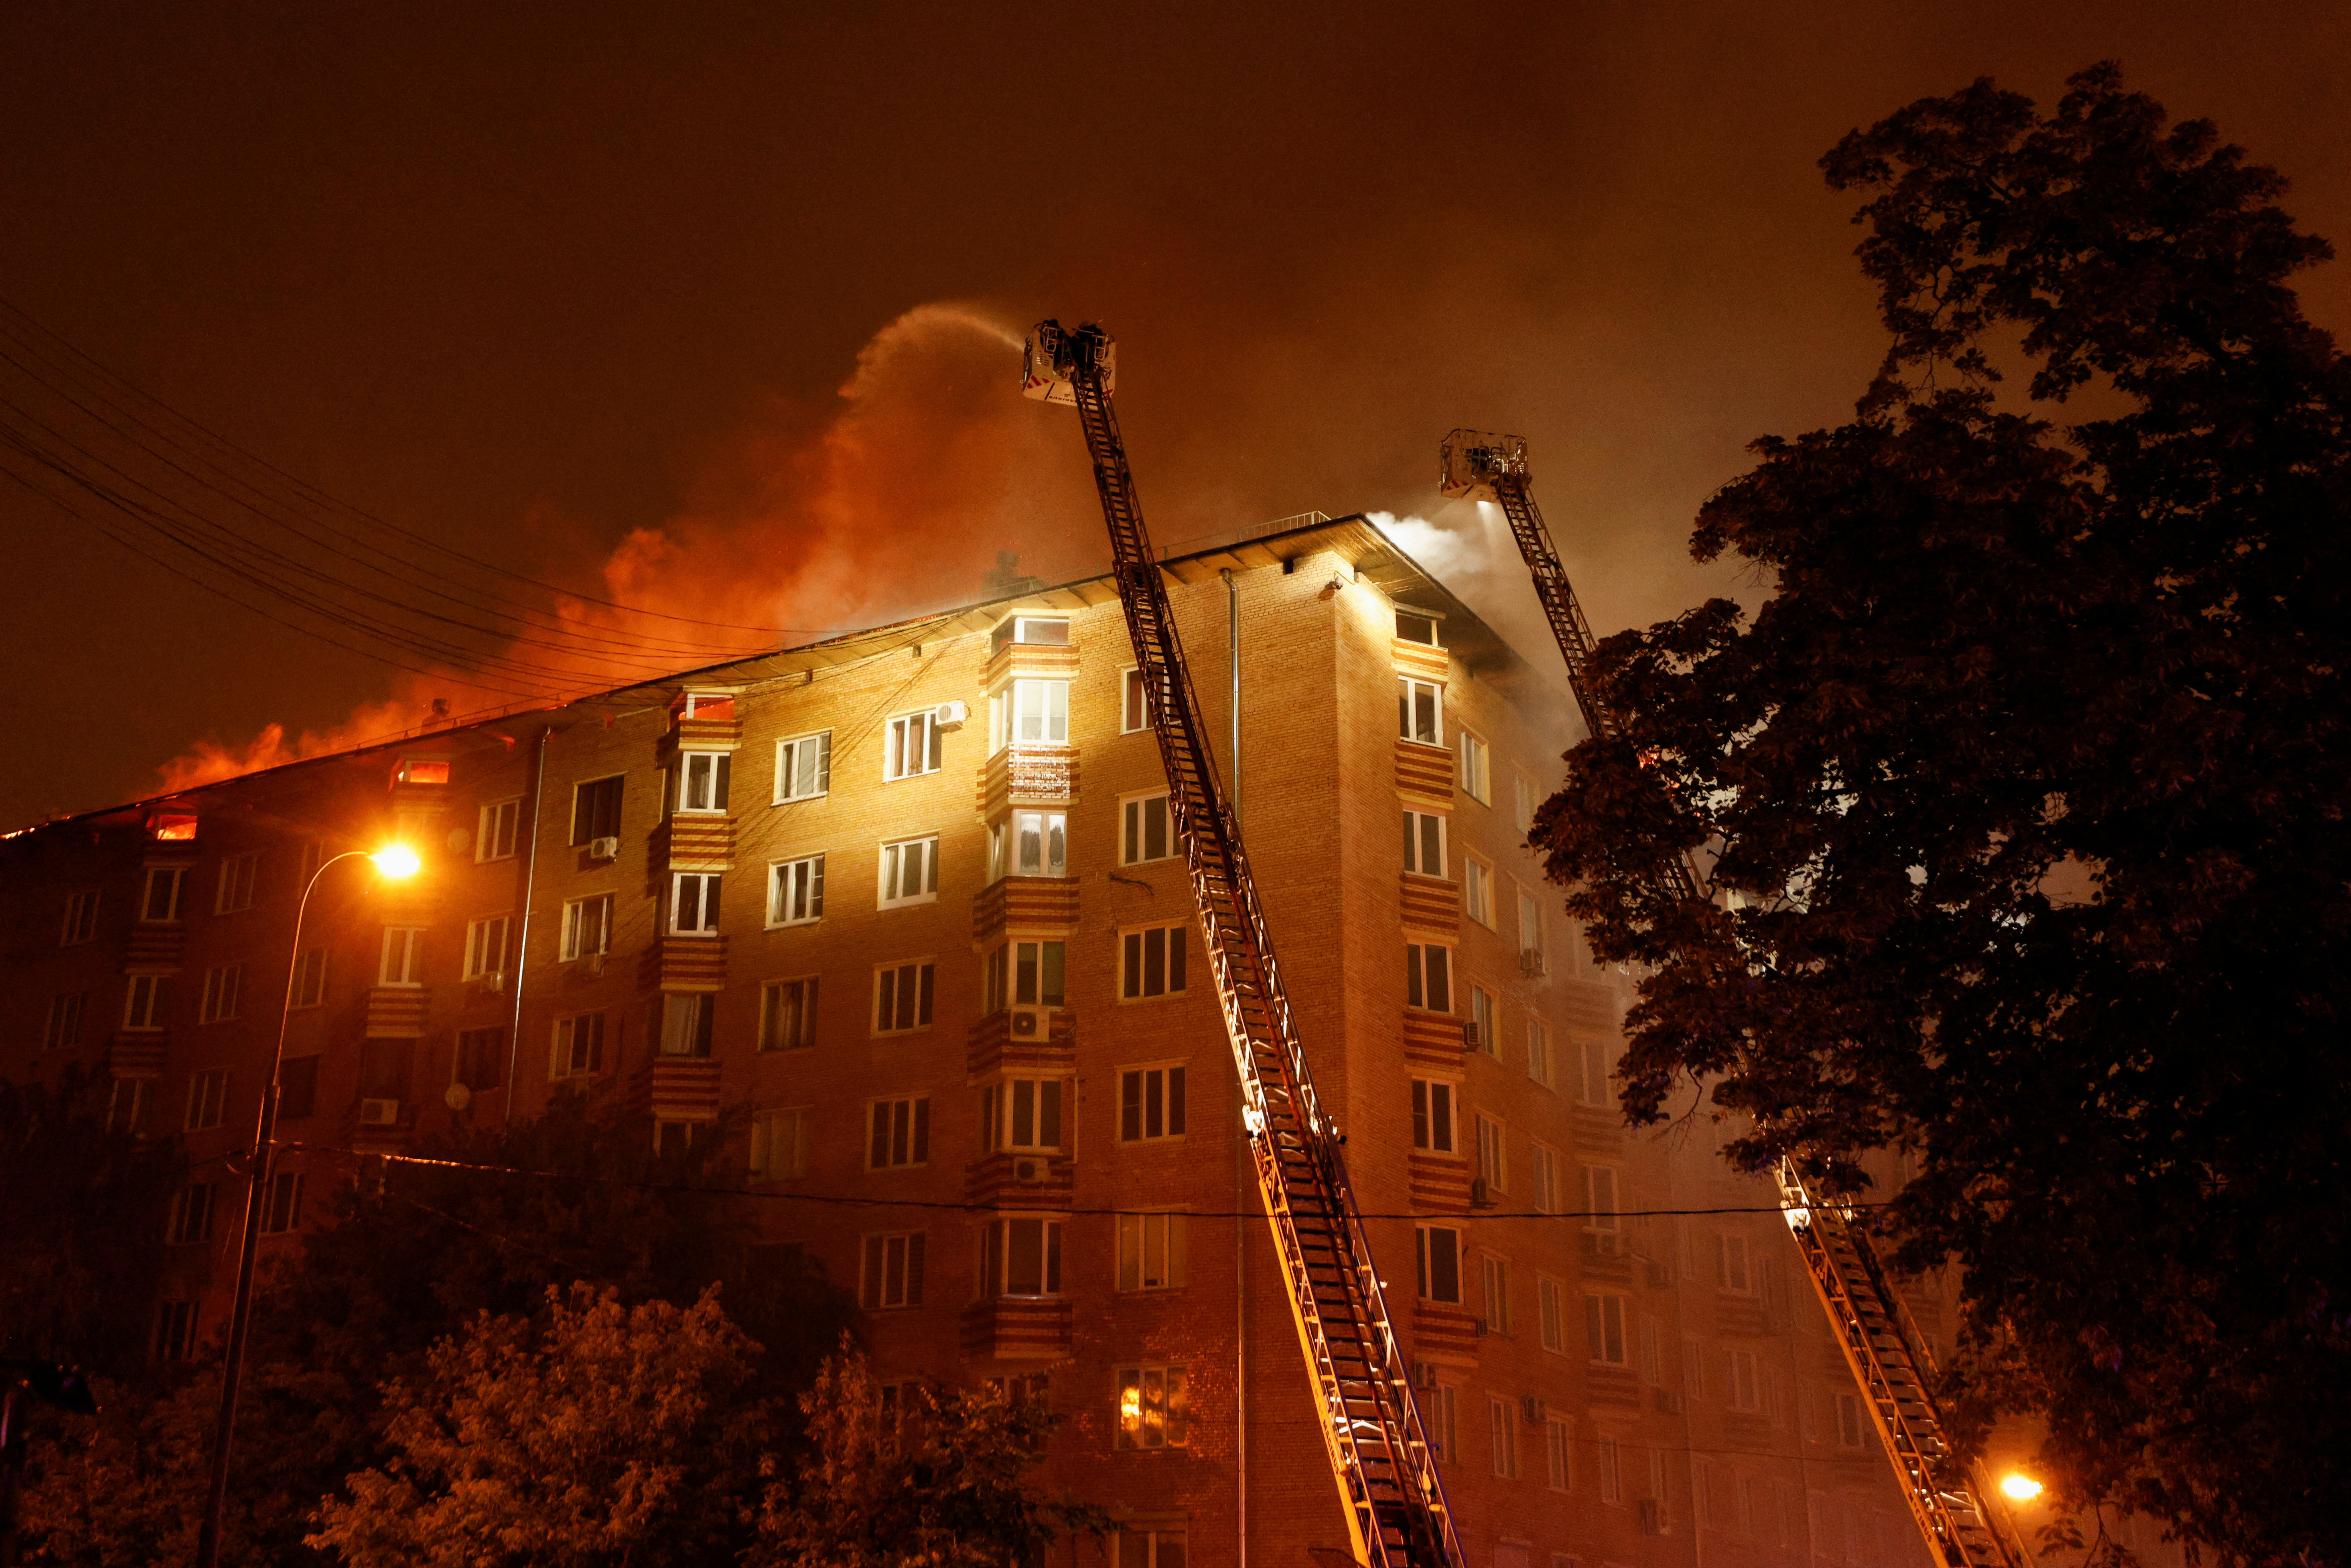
[1223,565,1247,1568]
[502,726,552,1118]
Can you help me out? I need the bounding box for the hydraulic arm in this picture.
[1025,321,1463,1568]
[1439,429,2028,1568]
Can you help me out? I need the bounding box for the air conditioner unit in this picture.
[1409,1361,1437,1391]
[1518,948,1547,978]
[931,700,968,729]
[589,836,620,861]
[476,971,506,993]
[1014,1157,1044,1185]
[1519,1396,1547,1426]
[1653,1388,1683,1415]
[1008,1004,1046,1039]
[583,951,608,977]
[1460,1020,1482,1051]
[358,1098,400,1127]
[1638,1499,1671,1536]
[1469,1176,1495,1209]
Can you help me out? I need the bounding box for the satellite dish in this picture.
[445,1082,473,1112]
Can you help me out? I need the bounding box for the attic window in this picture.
[148,812,199,843]
[681,692,737,721]
[1395,610,1441,646]
[396,758,451,786]
[991,617,1071,657]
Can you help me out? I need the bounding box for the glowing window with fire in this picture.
[1113,1364,1189,1449]
[148,812,199,842]
[395,758,451,786]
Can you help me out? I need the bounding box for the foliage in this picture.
[307,1286,764,1568]
[750,1337,1110,1568]
[1530,65,2351,1565]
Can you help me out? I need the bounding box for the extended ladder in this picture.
[1439,429,2028,1568]
[1026,322,1464,1568]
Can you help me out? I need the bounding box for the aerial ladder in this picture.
[1439,430,2030,1568]
[1024,321,1464,1568]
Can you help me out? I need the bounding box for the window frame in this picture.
[260,1169,305,1234]
[1481,1253,1512,1337]
[1474,1113,1506,1192]
[1463,855,1495,926]
[1116,1209,1189,1292]
[866,1095,932,1169]
[773,729,833,803]
[768,853,826,927]
[670,871,722,936]
[674,750,733,814]
[215,852,259,914]
[759,975,819,1053]
[1586,1290,1628,1365]
[1401,807,1448,878]
[550,1011,607,1079]
[1405,940,1453,1013]
[1410,1077,1457,1154]
[749,1106,814,1180]
[859,1229,928,1309]
[1120,791,1174,866]
[1112,1363,1190,1450]
[123,973,167,1031]
[186,1069,230,1131]
[883,708,945,781]
[1528,1016,1556,1089]
[476,798,523,862]
[991,677,1070,752]
[60,888,101,945]
[1119,921,1190,1001]
[871,959,937,1036]
[1458,728,1491,803]
[1488,1395,1519,1480]
[1398,675,1445,746]
[571,774,625,845]
[1537,1274,1567,1353]
[1468,983,1496,1056]
[979,1214,1066,1299]
[379,927,425,987]
[1415,1222,1463,1303]
[979,1074,1069,1154]
[560,893,614,961]
[1117,1063,1188,1143]
[43,991,86,1051]
[1121,666,1150,733]
[140,865,186,924]
[877,835,941,908]
[462,916,510,980]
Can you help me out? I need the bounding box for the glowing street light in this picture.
[195,844,424,1568]
[2000,1472,2046,1503]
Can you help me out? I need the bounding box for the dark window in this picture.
[572,776,624,844]
[277,1055,321,1121]
[359,1038,413,1101]
[456,1027,505,1091]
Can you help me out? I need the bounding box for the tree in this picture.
[1531,65,2351,1565]
[750,1338,1109,1568]
[308,1286,764,1568]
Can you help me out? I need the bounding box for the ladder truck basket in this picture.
[1022,319,1116,405]
[1437,429,1529,501]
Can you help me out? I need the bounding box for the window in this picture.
[43,992,86,1051]
[277,1055,319,1120]
[141,865,185,922]
[1398,677,1443,744]
[287,947,327,1009]
[1682,1335,1707,1402]
[1122,667,1150,732]
[1427,1381,1458,1464]
[572,775,624,844]
[981,1216,1065,1296]
[1640,1317,1664,1384]
[1584,1166,1622,1240]
[1717,1234,1754,1293]
[1010,809,1067,877]
[477,799,521,861]
[984,939,1066,1013]
[1396,608,1440,645]
[769,854,825,925]
[1119,1066,1186,1141]
[1513,772,1537,834]
[1415,1224,1461,1302]
[1489,1397,1519,1479]
[1586,1292,1627,1364]
[873,961,936,1035]
[1401,809,1446,877]
[1546,1417,1573,1491]
[1527,1018,1555,1088]
[1517,888,1544,973]
[775,730,832,801]
[658,993,715,1058]
[992,678,1070,749]
[676,751,731,812]
[868,1096,931,1168]
[107,1078,149,1135]
[60,888,100,945]
[1458,730,1491,802]
[455,1028,504,1091]
[260,1170,304,1234]
[1463,857,1494,926]
[561,894,613,960]
[1410,1078,1455,1153]
[1595,1434,1622,1503]
[1692,1457,1715,1530]
[980,1077,1067,1152]
[885,710,944,779]
[395,756,450,785]
[155,1299,197,1361]
[198,965,242,1024]
[1117,1211,1189,1291]
[1575,1039,1613,1107]
[672,872,721,935]
[1122,792,1172,864]
[750,1107,813,1179]
[1835,1390,1866,1449]
[380,927,424,986]
[1405,942,1452,1012]
[463,917,509,980]
[1531,1143,1560,1213]
[1114,1365,1189,1449]
[1121,923,1188,999]
[879,836,939,906]
[1468,984,1496,1056]
[168,1183,215,1246]
[759,977,818,1052]
[1475,1114,1505,1192]
[1538,1276,1566,1353]
[551,1012,606,1078]
[185,1069,229,1131]
[1726,1349,1761,1412]
[1116,1525,1186,1568]
[215,853,259,913]
[1481,1255,1511,1336]
[123,974,166,1031]
[860,1231,927,1308]
[359,1038,412,1101]
[990,615,1069,654]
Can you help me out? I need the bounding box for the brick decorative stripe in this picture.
[123,926,185,974]
[976,744,1081,818]
[1393,738,1455,806]
[1409,1303,1480,1360]
[963,1150,1077,1210]
[1714,1296,1770,1339]
[638,1057,722,1120]
[1586,1365,1644,1408]
[1579,1234,1635,1285]
[364,987,430,1039]
[1408,1152,1470,1212]
[662,816,736,871]
[959,1297,1075,1362]
[1398,872,1460,936]
[1401,1011,1468,1068]
[1390,637,1450,683]
[674,714,743,750]
[106,1035,168,1079]
[970,876,1081,944]
[1558,977,1620,1034]
[966,1008,1078,1079]
[657,935,728,992]
[982,643,1082,687]
[1569,1104,1627,1149]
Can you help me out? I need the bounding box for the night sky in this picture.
[2,2,2344,828]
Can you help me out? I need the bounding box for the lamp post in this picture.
[192,845,420,1568]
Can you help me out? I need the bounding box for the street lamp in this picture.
[193,846,420,1568]
[2000,1472,2046,1503]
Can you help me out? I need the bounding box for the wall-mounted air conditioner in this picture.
[358,1098,400,1127]
[1409,1361,1437,1391]
[1014,1157,1044,1185]
[1519,1396,1547,1426]
[1008,1004,1047,1039]
[1638,1499,1671,1536]
[1645,1258,1674,1289]
[589,837,620,861]
[1469,1176,1495,1209]
[583,951,608,977]
[1518,948,1547,978]
[1460,1020,1482,1051]
[932,700,968,729]
[1652,1388,1683,1415]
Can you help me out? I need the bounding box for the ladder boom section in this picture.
[1032,320,1464,1568]
[1443,429,2025,1568]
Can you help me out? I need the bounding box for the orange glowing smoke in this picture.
[154,302,1098,792]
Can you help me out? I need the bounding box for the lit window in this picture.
[1121,667,1151,733]
[657,993,714,1058]
[148,811,199,842]
[1411,1078,1455,1153]
[1113,1364,1189,1449]
[759,977,818,1052]
[879,836,940,907]
[1402,809,1447,877]
[1398,677,1443,745]
[1116,1211,1188,1291]
[1121,923,1188,999]
[1121,793,1173,864]
[1118,1066,1186,1141]
[1011,810,1066,877]
[395,758,450,785]
[989,615,1069,655]
[873,961,936,1035]
[677,752,732,813]
[770,854,825,925]
[991,679,1069,750]
[775,730,832,801]
[680,691,735,720]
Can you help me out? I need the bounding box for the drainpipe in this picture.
[501,726,551,1119]
[1223,565,1247,1568]
[1223,569,1241,819]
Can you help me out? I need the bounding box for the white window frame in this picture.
[1399,676,1444,745]
[1117,1063,1187,1142]
[292,948,328,1009]
[878,835,940,908]
[769,853,825,926]
[1545,1417,1573,1492]
[1513,771,1538,835]
[1586,1291,1628,1365]
[476,798,522,862]
[198,964,241,1024]
[980,1214,1066,1298]
[1463,856,1495,926]
[1481,1254,1512,1337]
[1584,1165,1623,1240]
[1005,808,1068,879]
[774,729,833,802]
[1410,1077,1456,1154]
[1402,808,1448,878]
[141,865,185,923]
[1596,1433,1623,1503]
[215,853,259,914]
[1538,1274,1567,1353]
[1475,1113,1506,1192]
[551,1012,606,1078]
[1119,921,1189,1000]
[749,1106,813,1179]
[676,750,732,814]
[1718,1233,1755,1294]
[1528,1017,1557,1088]
[1576,1037,1613,1108]
[572,774,625,845]
[560,893,614,960]
[379,927,425,987]
[991,677,1070,752]
[1468,983,1496,1056]
[872,960,936,1036]
[867,1095,931,1168]
[671,871,722,935]
[1116,1210,1189,1292]
[1112,1363,1190,1450]
[1531,1142,1560,1214]
[61,888,101,945]
[1415,1222,1463,1303]
[759,976,819,1053]
[1489,1395,1519,1479]
[1405,941,1453,1012]
[1120,791,1173,865]
[1458,729,1491,803]
[884,709,944,780]
[1121,666,1150,733]
[123,973,166,1031]
[463,916,509,980]
[979,1075,1069,1153]
[859,1230,927,1308]
[1517,885,1545,974]
[1427,1382,1458,1464]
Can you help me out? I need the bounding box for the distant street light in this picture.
[2000,1472,2046,1503]
[192,846,421,1568]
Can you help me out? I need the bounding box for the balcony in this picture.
[1398,872,1459,936]
[123,925,185,974]
[970,876,1080,945]
[1410,1302,1480,1359]
[964,1149,1076,1210]
[1394,737,1453,806]
[977,743,1081,818]
[1401,1010,1468,1069]
[659,815,736,871]
[1407,1151,1469,1212]
[633,1056,722,1122]
[105,1035,168,1080]
[365,986,430,1039]
[650,935,728,991]
[966,1006,1077,1078]
[960,1296,1074,1362]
